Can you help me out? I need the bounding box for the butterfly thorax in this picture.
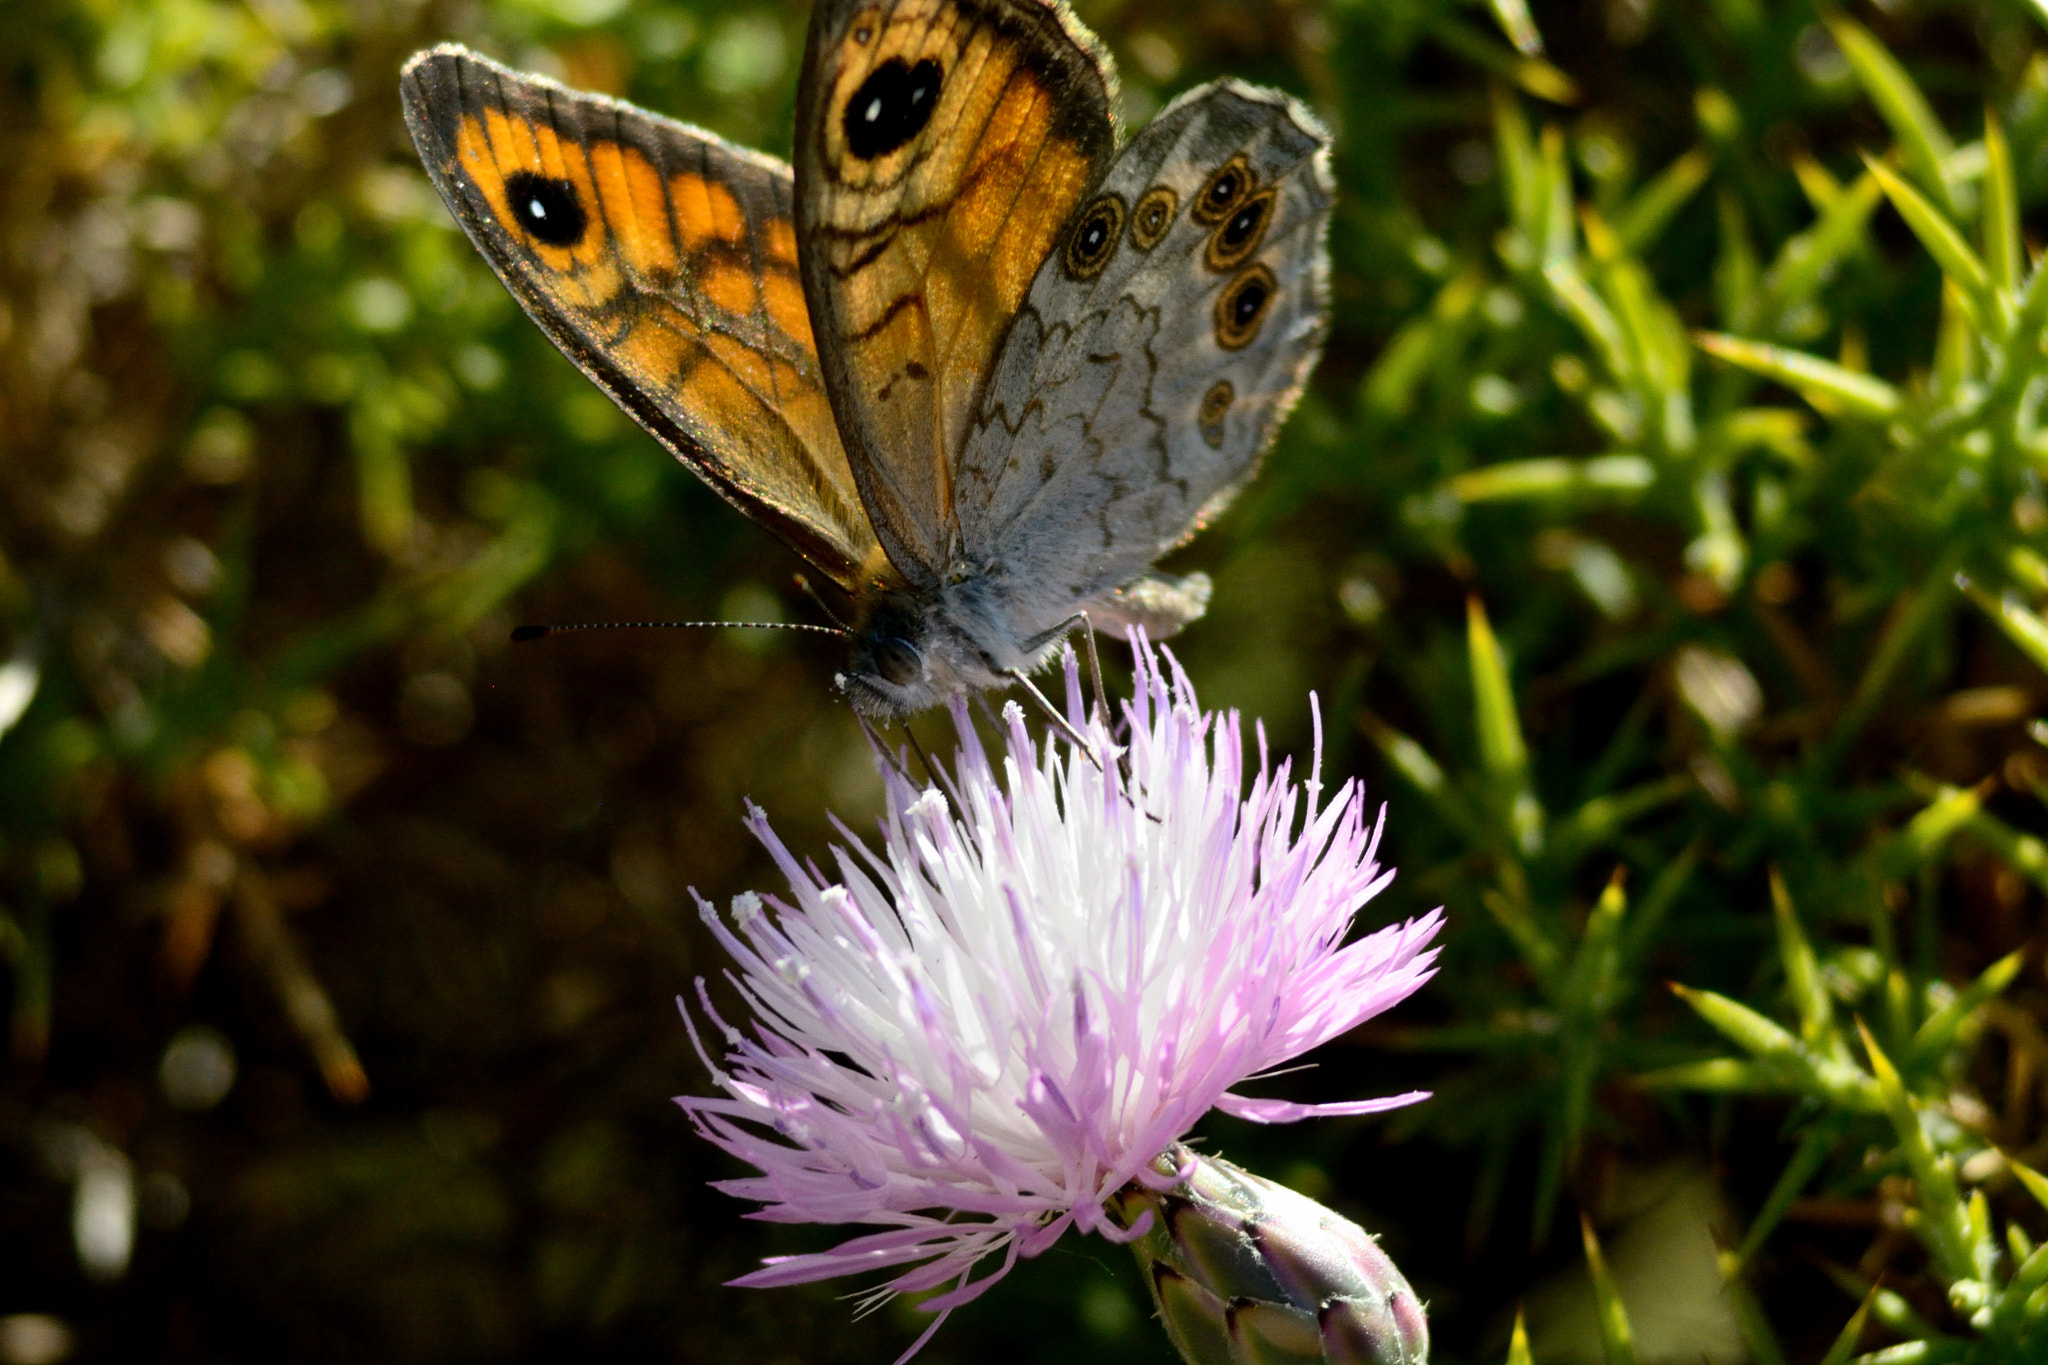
[839,574,1061,719]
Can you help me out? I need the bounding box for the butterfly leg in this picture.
[897,718,943,788]
[1022,610,1109,724]
[1003,669,1105,773]
[1074,612,1108,726]
[854,712,921,786]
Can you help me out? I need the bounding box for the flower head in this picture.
[677,635,1442,1342]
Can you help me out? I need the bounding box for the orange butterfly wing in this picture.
[401,45,885,590]
[793,0,1118,579]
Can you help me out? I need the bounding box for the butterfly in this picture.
[400,0,1333,719]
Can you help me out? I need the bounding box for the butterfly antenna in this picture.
[511,619,851,642]
[791,573,852,631]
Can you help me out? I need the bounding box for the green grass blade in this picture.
[1909,950,2023,1066]
[1670,984,1881,1108]
[1960,576,2048,677]
[1468,595,1530,786]
[1715,188,1760,331]
[1430,15,1577,104]
[1718,1247,1791,1365]
[1862,156,1988,321]
[1827,14,1959,214]
[1856,1021,1978,1283]
[1821,561,1957,771]
[1817,1284,1880,1365]
[1486,0,1545,56]
[1448,455,1655,504]
[1984,109,2020,303]
[1580,1216,1640,1365]
[1694,332,1902,420]
[1757,172,1882,327]
[1615,147,1714,254]
[1362,271,1484,418]
[1549,264,1634,382]
[1494,82,1541,246]
[2010,1155,2048,1214]
[1770,870,1834,1047]
[1870,782,1982,882]
[1505,1308,1535,1365]
[1738,1115,1850,1262]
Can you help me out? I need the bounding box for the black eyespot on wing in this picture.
[504,170,588,248]
[873,636,921,685]
[1214,264,1277,350]
[1192,155,1254,226]
[1130,185,1177,250]
[1063,193,1125,280]
[1198,379,1234,449]
[1205,189,1273,271]
[843,58,944,160]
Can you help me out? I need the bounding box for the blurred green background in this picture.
[4,0,2048,1360]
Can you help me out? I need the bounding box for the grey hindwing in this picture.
[952,80,1334,609]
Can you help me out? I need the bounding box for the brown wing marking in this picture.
[795,0,1116,579]
[401,45,886,588]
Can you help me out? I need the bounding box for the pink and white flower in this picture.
[677,635,1442,1351]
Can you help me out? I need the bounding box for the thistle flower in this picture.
[677,636,1442,1356]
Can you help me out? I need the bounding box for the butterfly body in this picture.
[402,0,1332,718]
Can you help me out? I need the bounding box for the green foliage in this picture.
[3,0,2045,1361]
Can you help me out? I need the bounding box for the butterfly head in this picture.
[838,587,1011,719]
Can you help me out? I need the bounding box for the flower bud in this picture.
[1114,1147,1429,1365]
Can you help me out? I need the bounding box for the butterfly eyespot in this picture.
[872,636,922,686]
[1130,185,1177,250]
[1062,193,1125,280]
[843,58,944,160]
[1214,263,1277,350]
[1191,155,1255,226]
[1197,380,1234,449]
[503,170,588,248]
[1204,189,1274,272]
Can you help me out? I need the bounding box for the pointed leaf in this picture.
[1550,265,1633,381]
[1486,0,1545,56]
[1856,1021,1979,1283]
[1505,1309,1534,1365]
[1960,577,2048,677]
[1448,455,1655,504]
[1718,1247,1790,1365]
[1827,15,1959,214]
[1758,171,1883,328]
[1771,870,1834,1047]
[1715,189,1760,332]
[1580,1217,1639,1365]
[1468,596,1529,785]
[1862,155,1988,321]
[2009,1154,2048,1215]
[1694,332,1902,420]
[1430,16,1577,103]
[1363,271,1485,418]
[1493,83,1541,245]
[1669,984,1881,1109]
[1738,1116,1850,1262]
[1984,110,2020,303]
[1909,949,2021,1067]
[1816,1285,1879,1365]
[1615,147,1714,253]
[1871,782,1983,881]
